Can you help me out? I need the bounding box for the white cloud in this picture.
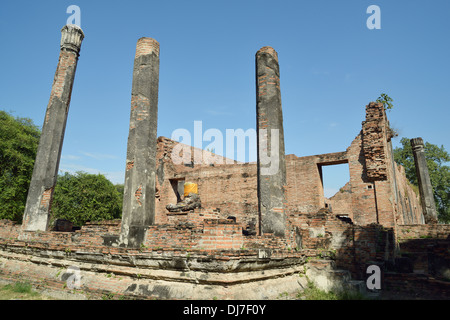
[59,163,103,175]
[59,164,124,185]
[61,154,81,160]
[79,151,118,160]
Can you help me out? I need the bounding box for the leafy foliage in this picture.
[0,110,123,226]
[0,110,40,222]
[376,93,394,110]
[114,183,124,197]
[394,137,450,223]
[51,171,122,226]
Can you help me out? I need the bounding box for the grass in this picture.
[0,278,370,301]
[0,281,48,300]
[299,280,369,300]
[299,281,338,300]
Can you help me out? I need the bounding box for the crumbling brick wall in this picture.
[396,224,450,284]
[155,137,258,226]
[320,102,422,227]
[285,152,347,214]
[0,102,419,262]
[394,164,423,224]
[289,210,396,279]
[362,102,389,180]
[155,102,422,231]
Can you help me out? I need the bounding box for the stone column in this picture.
[119,38,160,247]
[410,138,438,223]
[255,46,287,237]
[22,25,84,231]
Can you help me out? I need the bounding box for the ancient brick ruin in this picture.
[0,25,449,300]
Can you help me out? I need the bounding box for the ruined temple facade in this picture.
[1,25,448,300]
[18,25,426,240]
[154,101,424,232]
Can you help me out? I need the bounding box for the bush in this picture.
[51,171,122,226]
[0,111,40,222]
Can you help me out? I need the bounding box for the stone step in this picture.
[329,269,352,283]
[307,259,336,270]
[346,280,365,292]
[306,260,381,298]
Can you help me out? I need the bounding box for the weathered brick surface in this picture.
[0,99,439,297]
[120,37,160,247]
[383,273,450,299]
[0,101,435,301]
[4,23,446,298]
[196,219,243,250]
[396,224,450,277]
[0,216,315,300]
[397,224,450,240]
[393,164,423,224]
[135,37,159,58]
[155,102,422,232]
[22,25,84,232]
[288,210,396,278]
[0,220,20,239]
[362,102,389,181]
[80,220,121,233]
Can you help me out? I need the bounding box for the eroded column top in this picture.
[256,46,278,63]
[135,37,160,58]
[411,137,425,150]
[60,24,84,54]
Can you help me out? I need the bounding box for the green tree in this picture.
[394,137,450,223]
[51,171,122,226]
[114,183,124,197]
[0,111,40,222]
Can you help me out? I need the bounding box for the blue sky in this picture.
[1,0,449,197]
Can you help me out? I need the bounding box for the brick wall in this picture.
[0,220,20,239]
[155,102,422,232]
[143,224,201,250]
[323,103,422,228]
[394,163,423,224]
[384,273,450,299]
[285,154,325,214]
[166,208,221,225]
[196,219,243,250]
[391,224,450,292]
[0,101,436,296]
[288,210,396,279]
[154,137,255,225]
[397,224,450,241]
[361,102,389,180]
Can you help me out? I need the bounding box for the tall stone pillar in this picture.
[410,138,438,223]
[119,38,160,247]
[255,46,287,237]
[22,25,84,231]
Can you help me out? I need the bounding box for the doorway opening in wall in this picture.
[318,162,350,200]
[170,178,185,203]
